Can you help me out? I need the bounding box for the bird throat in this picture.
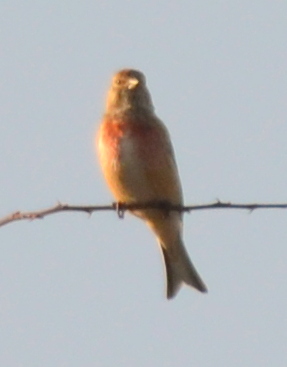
[105,88,154,118]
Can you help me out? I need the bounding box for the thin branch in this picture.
[1,200,287,228]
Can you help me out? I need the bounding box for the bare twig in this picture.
[1,200,287,228]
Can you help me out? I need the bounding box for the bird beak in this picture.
[127,78,139,89]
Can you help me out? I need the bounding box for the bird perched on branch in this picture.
[97,69,207,299]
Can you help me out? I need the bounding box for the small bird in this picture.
[97,69,207,298]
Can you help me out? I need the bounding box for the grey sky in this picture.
[1,1,287,366]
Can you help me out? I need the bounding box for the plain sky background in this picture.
[1,1,287,366]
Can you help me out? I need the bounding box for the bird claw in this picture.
[156,200,172,218]
[113,202,125,219]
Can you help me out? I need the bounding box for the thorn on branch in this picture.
[30,213,44,220]
[248,205,257,213]
[86,209,93,216]
[12,211,21,219]
[56,202,67,210]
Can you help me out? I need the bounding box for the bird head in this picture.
[105,69,154,115]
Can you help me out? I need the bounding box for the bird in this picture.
[97,69,207,299]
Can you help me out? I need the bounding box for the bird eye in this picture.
[114,79,122,85]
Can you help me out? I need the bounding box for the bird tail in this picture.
[161,238,207,299]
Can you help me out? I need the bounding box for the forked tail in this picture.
[161,239,207,299]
